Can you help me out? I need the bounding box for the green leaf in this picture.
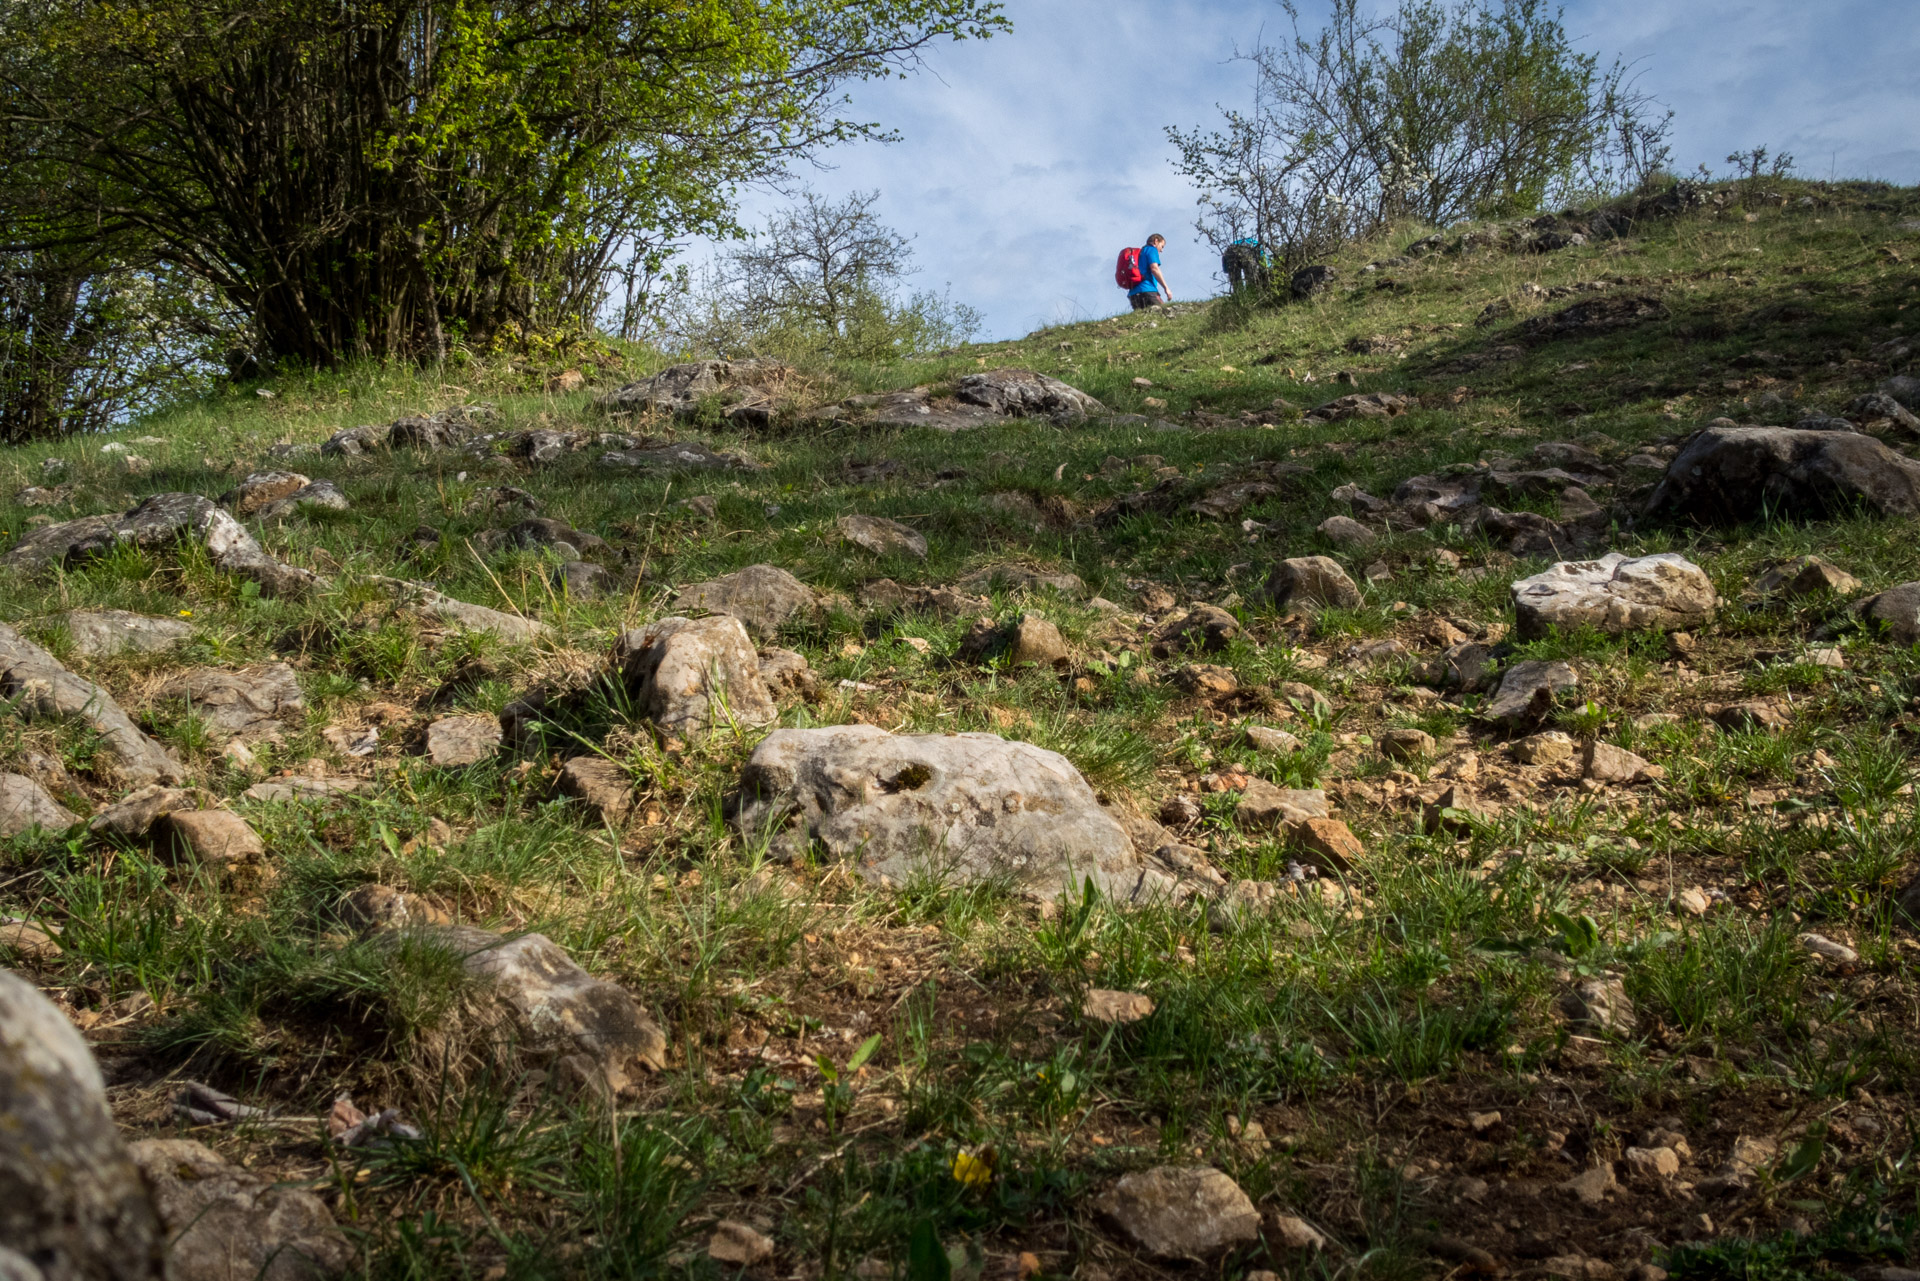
[907,1219,951,1281]
[1774,1129,1824,1183]
[847,1032,882,1072]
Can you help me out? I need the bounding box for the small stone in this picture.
[1751,555,1862,599]
[162,810,265,867]
[1422,785,1483,836]
[1514,730,1576,765]
[1266,556,1364,614]
[1559,975,1637,1035]
[1806,646,1845,669]
[1378,728,1435,762]
[1560,1163,1619,1205]
[1006,615,1071,667]
[1245,725,1302,755]
[1626,1146,1681,1181]
[1092,1166,1261,1259]
[426,715,502,767]
[1291,817,1363,871]
[1633,712,1679,731]
[1709,700,1788,732]
[1152,603,1241,655]
[1174,664,1238,697]
[322,724,379,758]
[1317,515,1378,549]
[709,1220,776,1267]
[1797,932,1858,964]
[1469,1110,1501,1133]
[63,609,195,658]
[1583,741,1664,784]
[0,915,61,960]
[1485,660,1579,727]
[557,757,633,827]
[1276,681,1333,718]
[1676,887,1711,916]
[1512,552,1717,639]
[557,560,612,599]
[130,1138,351,1278]
[1235,781,1331,831]
[1271,1215,1326,1250]
[1159,794,1203,828]
[837,514,928,559]
[0,773,79,836]
[1083,989,1155,1025]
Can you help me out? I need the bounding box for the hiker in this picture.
[1116,234,1172,309]
[1222,236,1269,292]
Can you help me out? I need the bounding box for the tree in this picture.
[0,0,1006,368]
[654,189,980,360]
[1168,0,1670,268]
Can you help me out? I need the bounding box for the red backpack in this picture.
[1115,247,1144,289]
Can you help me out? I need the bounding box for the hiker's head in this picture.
[1147,234,1167,248]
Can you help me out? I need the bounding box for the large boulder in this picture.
[5,493,213,571]
[952,368,1105,421]
[619,615,776,733]
[1643,426,1920,523]
[1511,553,1715,639]
[676,565,818,640]
[0,623,183,785]
[0,969,167,1280]
[128,1139,350,1281]
[729,725,1143,901]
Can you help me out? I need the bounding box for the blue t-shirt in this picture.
[1129,243,1162,295]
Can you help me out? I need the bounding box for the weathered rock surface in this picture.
[1513,730,1576,765]
[0,969,167,1280]
[1583,741,1664,784]
[953,563,1087,598]
[89,785,208,841]
[1749,555,1861,599]
[619,615,776,733]
[1644,426,1920,523]
[861,579,989,618]
[1560,975,1637,1035]
[1413,642,1495,691]
[220,471,309,517]
[197,509,327,597]
[154,663,305,741]
[1245,725,1303,755]
[757,647,817,697]
[677,565,817,640]
[837,514,927,559]
[598,442,762,473]
[1854,582,1920,644]
[1083,989,1156,1025]
[254,480,349,522]
[1512,553,1716,639]
[952,368,1105,421]
[1379,728,1436,761]
[239,777,370,804]
[0,773,79,836]
[1233,781,1331,830]
[5,492,213,571]
[556,757,633,826]
[0,623,183,785]
[1267,556,1364,613]
[480,517,608,560]
[1485,660,1578,728]
[160,810,265,868]
[129,1138,351,1280]
[731,725,1142,900]
[595,358,785,417]
[63,610,194,658]
[376,578,550,644]
[426,715,502,766]
[555,560,610,599]
[1318,515,1378,548]
[957,614,1070,667]
[1093,1166,1262,1259]
[1151,604,1240,655]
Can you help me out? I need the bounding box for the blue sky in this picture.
[708,0,1920,342]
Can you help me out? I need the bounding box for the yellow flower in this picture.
[177,609,192,618]
[951,1147,996,1187]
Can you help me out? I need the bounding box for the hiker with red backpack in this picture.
[1115,234,1172,310]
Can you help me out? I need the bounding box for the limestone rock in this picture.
[730,725,1142,901]
[1485,660,1578,728]
[1512,553,1716,639]
[598,442,762,473]
[89,785,207,841]
[1644,426,1920,523]
[239,777,370,804]
[0,773,79,836]
[426,715,502,766]
[161,810,266,867]
[1093,1166,1261,1260]
[1245,725,1302,754]
[1277,681,1333,718]
[708,1221,776,1268]
[0,969,166,1280]
[1151,605,1239,655]
[861,579,990,618]
[1317,515,1378,549]
[1413,642,1495,691]
[837,514,927,559]
[1559,975,1637,1035]
[129,1138,350,1281]
[154,663,305,741]
[677,565,817,640]
[1172,664,1236,697]
[1560,1163,1619,1206]
[0,623,183,785]
[952,564,1087,598]
[1267,555,1364,615]
[1514,731,1576,765]
[196,509,327,597]
[757,647,817,698]
[1378,728,1435,762]
[254,480,349,522]
[1422,784,1485,836]
[1626,1146,1681,1181]
[1004,615,1070,667]
[953,368,1105,421]
[1583,741,1664,784]
[63,610,194,658]
[1305,393,1413,422]
[555,560,610,599]
[220,471,310,517]
[1708,700,1788,732]
[376,578,549,644]
[595,358,785,417]
[1797,933,1858,964]
[619,615,776,733]
[1234,781,1331,831]
[1750,556,1861,599]
[483,517,608,560]
[320,423,391,457]
[557,757,633,826]
[1083,989,1155,1025]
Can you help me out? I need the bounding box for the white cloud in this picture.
[696,0,1920,341]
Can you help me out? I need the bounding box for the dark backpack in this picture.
[1115,247,1144,289]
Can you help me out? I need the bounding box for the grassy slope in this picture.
[5,180,1920,1279]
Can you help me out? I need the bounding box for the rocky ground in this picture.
[9,178,1920,1281]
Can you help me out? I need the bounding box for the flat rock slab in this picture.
[953,564,1087,598]
[4,491,213,570]
[160,809,268,868]
[0,970,167,1278]
[598,443,763,472]
[731,725,1143,901]
[129,1138,350,1280]
[241,776,371,804]
[154,663,305,741]
[1486,659,1579,727]
[64,609,194,657]
[862,579,989,617]
[1644,426,1920,523]
[953,368,1105,421]
[0,622,183,785]
[375,577,550,645]
[619,615,776,733]
[677,564,818,640]
[838,514,928,559]
[426,715,503,766]
[1093,1166,1261,1259]
[556,756,633,826]
[254,480,350,521]
[0,773,79,837]
[1512,553,1715,639]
